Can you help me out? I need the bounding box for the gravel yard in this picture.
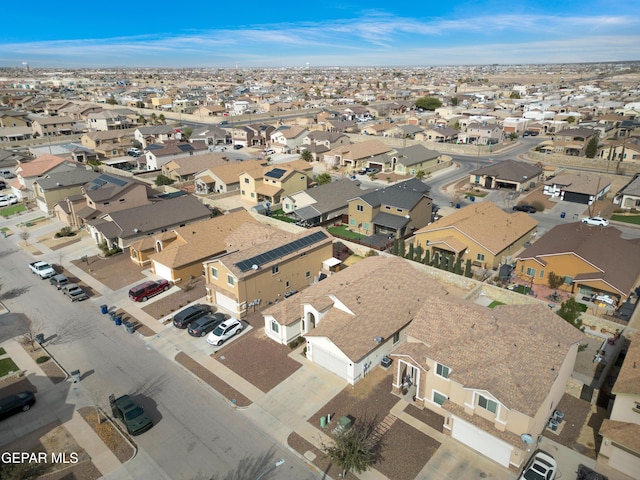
[141,277,206,320]
[71,253,145,291]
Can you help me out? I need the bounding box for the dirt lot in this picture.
[141,277,207,320]
[71,252,146,291]
[544,393,601,459]
[78,407,134,463]
[212,324,302,393]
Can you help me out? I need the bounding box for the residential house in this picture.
[392,299,584,469]
[269,126,308,153]
[80,129,137,158]
[300,131,350,160]
[598,332,640,479]
[615,174,640,209]
[323,139,393,172]
[0,126,34,141]
[31,115,76,137]
[598,137,640,164]
[515,223,640,306]
[457,122,503,145]
[131,209,256,280]
[346,177,432,238]
[239,161,312,205]
[264,256,446,378]
[161,153,229,182]
[324,119,360,133]
[543,171,610,205]
[143,140,210,171]
[194,159,264,195]
[32,169,99,214]
[86,194,211,249]
[413,201,538,270]
[385,124,424,139]
[193,104,227,118]
[203,224,334,317]
[469,159,544,191]
[282,179,369,227]
[59,104,103,121]
[360,122,395,136]
[87,108,136,131]
[233,124,276,148]
[134,125,177,148]
[11,154,80,200]
[549,127,599,156]
[342,105,372,121]
[390,144,443,176]
[0,110,31,128]
[189,125,230,147]
[44,100,73,116]
[54,173,154,228]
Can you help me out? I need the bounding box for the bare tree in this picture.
[19,230,30,246]
[22,317,45,352]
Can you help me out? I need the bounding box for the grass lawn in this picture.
[611,214,640,225]
[269,209,297,224]
[465,191,488,198]
[0,204,26,216]
[327,224,363,240]
[0,347,6,355]
[0,357,20,376]
[488,301,506,308]
[577,302,588,312]
[511,285,533,295]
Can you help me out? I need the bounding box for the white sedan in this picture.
[518,451,557,480]
[0,194,18,207]
[581,216,609,227]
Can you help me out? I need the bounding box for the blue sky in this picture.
[1,1,639,68]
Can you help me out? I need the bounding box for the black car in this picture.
[233,144,243,150]
[188,313,226,337]
[173,304,212,329]
[0,391,36,420]
[513,204,537,213]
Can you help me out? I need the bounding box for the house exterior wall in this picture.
[239,173,260,203]
[33,183,84,214]
[264,314,303,345]
[84,184,150,216]
[129,246,155,266]
[394,157,441,176]
[152,260,202,284]
[347,199,377,236]
[610,394,640,424]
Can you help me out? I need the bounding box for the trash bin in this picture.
[124,322,135,334]
[35,334,45,345]
[70,370,80,383]
[560,212,566,219]
[100,304,108,315]
[1,231,6,238]
[320,416,327,428]
[114,315,122,326]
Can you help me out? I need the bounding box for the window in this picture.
[476,253,485,261]
[119,198,125,202]
[103,201,110,206]
[271,320,279,333]
[350,218,356,226]
[526,267,536,277]
[356,204,364,212]
[436,363,450,379]
[433,391,447,406]
[393,332,400,344]
[563,275,573,285]
[250,193,255,198]
[478,395,497,414]
[241,190,245,195]
[227,274,235,286]
[305,271,311,279]
[272,265,279,275]
[244,177,249,183]
[211,267,218,279]
[539,270,545,278]
[396,208,403,213]
[364,223,370,230]
[285,281,290,288]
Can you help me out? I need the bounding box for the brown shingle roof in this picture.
[612,332,640,395]
[327,139,392,160]
[599,420,640,454]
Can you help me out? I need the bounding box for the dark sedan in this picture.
[173,304,212,328]
[0,391,36,421]
[512,204,537,213]
[188,313,226,337]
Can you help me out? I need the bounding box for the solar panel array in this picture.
[235,230,328,272]
[265,168,286,179]
[177,143,194,152]
[87,174,127,190]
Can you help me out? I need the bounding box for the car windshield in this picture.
[124,406,145,421]
[212,325,225,336]
[523,464,547,480]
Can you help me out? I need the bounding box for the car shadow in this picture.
[132,394,162,425]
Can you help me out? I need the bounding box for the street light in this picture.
[255,458,285,480]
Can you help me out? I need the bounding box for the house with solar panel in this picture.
[143,140,209,170]
[239,162,312,205]
[203,224,334,317]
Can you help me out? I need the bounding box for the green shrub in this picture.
[288,337,305,349]
[36,356,50,364]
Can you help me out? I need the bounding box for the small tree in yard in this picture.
[556,298,584,331]
[399,240,406,258]
[314,172,332,185]
[300,150,313,162]
[155,174,175,186]
[414,244,423,263]
[323,423,376,478]
[547,272,564,290]
[585,135,599,158]
[464,258,473,278]
[423,249,430,265]
[407,243,414,260]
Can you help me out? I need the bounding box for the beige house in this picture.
[392,299,584,470]
[203,225,334,317]
[161,153,228,182]
[599,332,640,479]
[80,129,137,158]
[130,209,257,281]
[12,154,80,200]
[32,169,99,214]
[194,159,264,195]
[31,115,75,137]
[413,202,538,270]
[239,161,312,205]
[322,139,393,172]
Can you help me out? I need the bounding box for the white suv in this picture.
[206,318,243,346]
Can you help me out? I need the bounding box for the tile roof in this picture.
[164,153,229,177]
[416,202,538,255]
[405,300,585,416]
[149,210,257,268]
[618,174,640,197]
[203,159,264,184]
[516,223,640,296]
[301,256,446,362]
[16,154,71,177]
[544,172,611,195]
[612,332,640,395]
[599,420,640,454]
[327,139,392,160]
[354,177,430,210]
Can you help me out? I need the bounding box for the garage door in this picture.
[312,346,348,380]
[152,262,174,282]
[563,191,590,204]
[215,292,239,315]
[609,446,640,479]
[451,416,512,467]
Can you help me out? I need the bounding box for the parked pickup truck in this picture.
[29,261,55,279]
[62,284,88,302]
[109,394,153,436]
[49,274,69,290]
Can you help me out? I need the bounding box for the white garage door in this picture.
[152,262,174,282]
[215,292,239,315]
[451,416,512,467]
[609,446,640,479]
[312,346,348,380]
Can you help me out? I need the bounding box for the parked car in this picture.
[62,284,89,302]
[0,181,6,190]
[518,451,557,480]
[0,391,36,421]
[173,304,212,329]
[206,318,243,346]
[576,464,607,480]
[109,394,153,435]
[128,279,170,302]
[188,313,226,337]
[513,204,537,213]
[0,194,18,207]
[49,273,70,289]
[233,144,243,150]
[582,216,609,227]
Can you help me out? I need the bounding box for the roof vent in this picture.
[374,336,384,343]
